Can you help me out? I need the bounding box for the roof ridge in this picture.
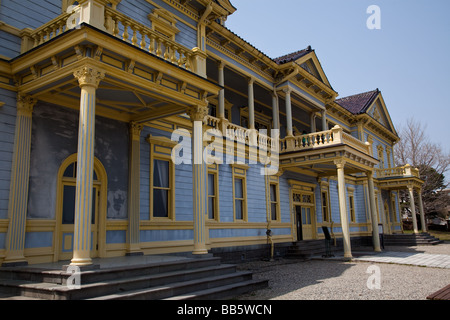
[273,46,312,64]
[335,89,380,115]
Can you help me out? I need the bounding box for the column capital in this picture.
[282,87,292,94]
[129,121,144,141]
[247,77,255,85]
[73,64,106,88]
[334,159,346,169]
[17,94,37,117]
[217,60,226,70]
[187,105,209,122]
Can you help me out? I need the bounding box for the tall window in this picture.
[321,191,330,222]
[270,183,279,221]
[208,173,217,220]
[234,177,245,220]
[349,195,356,223]
[147,135,177,221]
[231,164,248,222]
[152,159,171,218]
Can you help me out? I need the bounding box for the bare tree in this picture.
[394,117,450,221]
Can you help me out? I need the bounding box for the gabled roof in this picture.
[335,89,379,115]
[336,89,399,139]
[273,46,333,89]
[273,47,312,65]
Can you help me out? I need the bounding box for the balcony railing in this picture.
[376,165,420,179]
[205,115,278,152]
[280,125,372,155]
[21,4,194,71]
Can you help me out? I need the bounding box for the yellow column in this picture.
[335,159,352,259]
[218,61,226,120]
[248,78,255,130]
[284,88,293,137]
[2,95,37,267]
[321,110,327,131]
[187,105,209,255]
[417,188,427,232]
[408,185,419,234]
[70,64,105,266]
[127,122,143,256]
[367,171,381,252]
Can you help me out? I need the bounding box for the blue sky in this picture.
[226,0,450,152]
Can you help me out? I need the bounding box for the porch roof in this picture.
[8,24,221,124]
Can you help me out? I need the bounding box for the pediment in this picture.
[295,51,332,88]
[366,94,397,135]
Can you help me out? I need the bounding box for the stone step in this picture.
[383,233,443,246]
[0,264,237,300]
[0,257,222,286]
[0,256,268,300]
[89,271,258,300]
[165,279,269,301]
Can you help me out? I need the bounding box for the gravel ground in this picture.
[236,243,450,300]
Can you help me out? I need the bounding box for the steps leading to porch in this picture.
[286,240,341,258]
[383,233,443,246]
[0,257,268,300]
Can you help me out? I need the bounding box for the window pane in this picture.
[63,163,76,178]
[302,208,307,224]
[208,174,215,196]
[270,184,277,202]
[235,199,243,220]
[62,185,76,224]
[271,203,277,221]
[208,197,215,220]
[153,160,169,188]
[234,178,243,198]
[91,188,96,224]
[153,189,168,218]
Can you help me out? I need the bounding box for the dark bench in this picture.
[427,284,450,300]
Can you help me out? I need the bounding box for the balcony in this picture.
[279,125,371,155]
[204,116,378,175]
[376,165,423,190]
[20,6,195,72]
[11,1,220,126]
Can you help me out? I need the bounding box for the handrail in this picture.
[376,165,420,179]
[23,6,193,71]
[279,125,371,155]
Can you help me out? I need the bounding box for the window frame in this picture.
[268,175,280,222]
[207,164,220,221]
[231,164,248,222]
[147,135,177,221]
[347,186,356,223]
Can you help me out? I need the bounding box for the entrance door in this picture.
[59,183,99,261]
[295,206,303,241]
[301,207,313,240]
[295,205,314,241]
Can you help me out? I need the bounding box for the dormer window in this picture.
[148,8,180,41]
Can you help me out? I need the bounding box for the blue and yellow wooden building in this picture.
[0,0,426,266]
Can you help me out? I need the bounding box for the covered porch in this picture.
[2,15,220,267]
[376,165,426,234]
[280,127,381,259]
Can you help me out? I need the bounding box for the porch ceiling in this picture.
[10,25,221,123]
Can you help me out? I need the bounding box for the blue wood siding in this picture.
[0,89,16,220]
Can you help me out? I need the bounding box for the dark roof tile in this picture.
[273,46,312,65]
[335,89,379,114]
